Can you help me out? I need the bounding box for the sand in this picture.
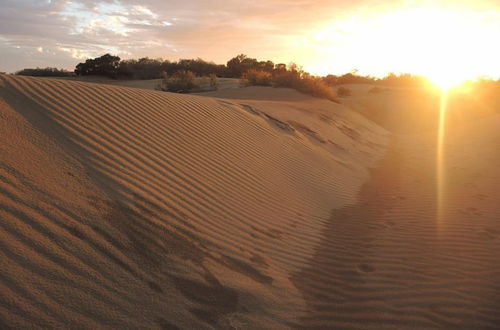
[1,74,500,329]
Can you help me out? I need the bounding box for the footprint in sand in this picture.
[147,281,163,293]
[480,228,500,240]
[382,221,395,229]
[460,207,483,217]
[357,264,375,273]
[475,194,488,200]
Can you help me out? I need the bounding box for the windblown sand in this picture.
[1,75,500,329]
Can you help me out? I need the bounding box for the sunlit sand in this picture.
[1,74,500,328]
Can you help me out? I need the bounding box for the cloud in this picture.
[1,0,358,72]
[1,0,498,75]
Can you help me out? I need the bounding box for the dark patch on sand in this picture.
[219,254,273,284]
[288,121,327,143]
[157,317,180,330]
[170,270,239,326]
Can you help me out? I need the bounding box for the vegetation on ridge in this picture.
[15,67,74,77]
[16,53,494,101]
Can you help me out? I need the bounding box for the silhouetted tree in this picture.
[75,54,121,78]
[258,60,275,72]
[274,63,287,73]
[226,54,260,78]
[118,57,166,79]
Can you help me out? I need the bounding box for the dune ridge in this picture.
[0,74,386,328]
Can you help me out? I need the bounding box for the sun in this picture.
[426,69,467,91]
[303,5,500,83]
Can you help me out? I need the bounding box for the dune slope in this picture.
[0,75,386,329]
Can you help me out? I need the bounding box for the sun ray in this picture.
[436,89,448,224]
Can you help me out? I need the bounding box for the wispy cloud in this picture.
[1,0,499,76]
[0,0,349,72]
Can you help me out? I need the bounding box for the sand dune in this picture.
[1,74,500,329]
[0,74,386,328]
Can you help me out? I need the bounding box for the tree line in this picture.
[15,53,432,88]
[71,53,431,86]
[71,53,284,80]
[15,67,74,77]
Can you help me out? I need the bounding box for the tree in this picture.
[226,54,259,78]
[258,60,275,73]
[75,54,121,78]
[274,63,287,73]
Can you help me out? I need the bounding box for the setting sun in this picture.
[303,5,500,85]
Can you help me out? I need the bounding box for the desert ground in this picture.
[1,74,500,329]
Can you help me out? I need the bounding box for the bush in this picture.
[294,76,338,102]
[156,70,198,93]
[273,71,301,88]
[195,74,219,92]
[242,67,338,102]
[337,87,351,97]
[209,74,218,90]
[242,69,273,86]
[272,66,337,101]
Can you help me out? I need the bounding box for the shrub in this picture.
[323,74,339,86]
[242,67,338,102]
[273,71,301,88]
[294,76,338,102]
[272,66,337,101]
[242,69,273,86]
[195,74,219,92]
[337,86,352,97]
[209,74,219,90]
[156,70,200,93]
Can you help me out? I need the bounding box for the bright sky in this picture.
[1,0,499,84]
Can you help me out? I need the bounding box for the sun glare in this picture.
[428,72,463,91]
[304,5,500,83]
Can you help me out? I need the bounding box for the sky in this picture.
[1,0,500,79]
